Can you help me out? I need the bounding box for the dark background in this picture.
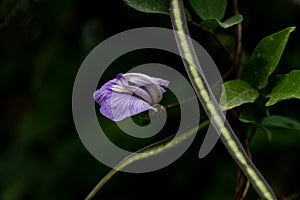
[1,0,300,199]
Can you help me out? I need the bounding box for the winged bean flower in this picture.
[93,73,169,122]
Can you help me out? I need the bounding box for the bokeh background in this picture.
[1,0,300,199]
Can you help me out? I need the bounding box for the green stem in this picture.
[169,0,276,199]
[85,120,210,200]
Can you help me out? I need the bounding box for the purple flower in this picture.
[93,73,169,122]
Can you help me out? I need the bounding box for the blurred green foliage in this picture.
[1,0,300,200]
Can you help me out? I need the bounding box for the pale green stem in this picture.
[169,0,276,199]
[85,120,210,200]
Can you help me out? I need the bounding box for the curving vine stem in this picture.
[169,0,276,199]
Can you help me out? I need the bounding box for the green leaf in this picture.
[262,115,300,131]
[241,27,295,89]
[239,104,263,124]
[123,0,192,21]
[189,0,242,29]
[220,79,259,110]
[189,0,227,20]
[265,70,300,106]
[239,105,272,140]
[200,15,243,29]
[221,15,243,28]
[123,0,170,15]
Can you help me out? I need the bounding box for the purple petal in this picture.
[94,90,153,122]
[93,73,169,122]
[93,79,153,121]
[151,77,169,93]
[93,79,117,105]
[117,73,169,104]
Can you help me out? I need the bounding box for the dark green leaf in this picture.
[123,0,170,15]
[265,70,300,106]
[239,105,272,140]
[241,27,295,89]
[200,15,243,29]
[239,104,263,124]
[220,79,259,110]
[221,15,243,28]
[123,0,192,21]
[189,0,227,20]
[262,115,300,131]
